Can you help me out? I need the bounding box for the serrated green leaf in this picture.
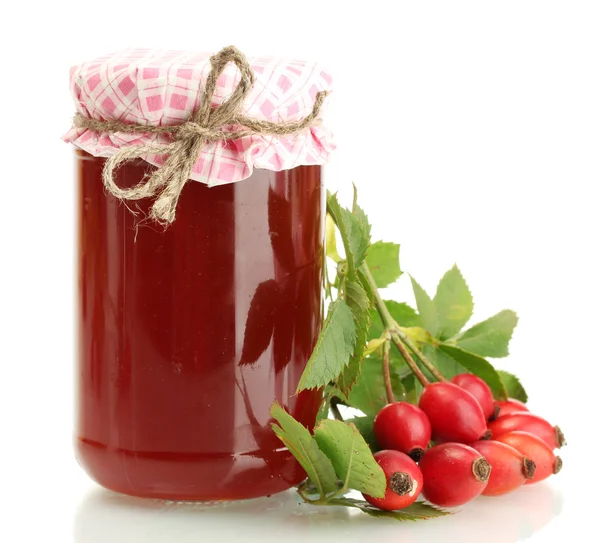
[497,370,528,402]
[455,309,518,358]
[297,299,356,392]
[411,277,439,336]
[327,192,371,274]
[433,265,474,340]
[352,186,372,242]
[270,402,338,497]
[343,209,370,269]
[336,357,362,396]
[437,344,508,400]
[346,358,407,415]
[346,416,379,451]
[345,277,372,321]
[365,241,402,288]
[337,278,371,395]
[357,268,374,305]
[325,214,341,263]
[313,420,386,498]
[328,497,451,520]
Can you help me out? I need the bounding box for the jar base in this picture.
[76,437,306,501]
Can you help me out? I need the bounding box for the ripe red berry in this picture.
[419,382,490,444]
[470,440,535,496]
[373,402,432,461]
[495,431,563,484]
[362,450,424,511]
[496,398,529,418]
[419,443,490,507]
[488,412,565,450]
[451,374,497,421]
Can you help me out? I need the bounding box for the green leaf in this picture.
[357,268,374,305]
[337,278,372,395]
[364,337,386,357]
[387,302,422,327]
[345,416,379,451]
[313,420,386,498]
[297,299,356,392]
[270,402,338,497]
[437,344,508,400]
[345,278,371,332]
[315,400,331,425]
[346,357,407,415]
[352,185,372,242]
[327,192,370,274]
[411,277,439,336]
[328,497,451,520]
[325,214,341,263]
[433,265,474,340]
[402,374,424,404]
[365,241,402,288]
[421,344,462,379]
[402,326,434,345]
[456,309,518,358]
[369,302,421,339]
[498,370,528,403]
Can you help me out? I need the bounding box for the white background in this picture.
[1,1,598,541]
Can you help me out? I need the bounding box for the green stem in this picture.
[360,263,430,387]
[360,264,396,330]
[382,338,394,404]
[396,329,447,382]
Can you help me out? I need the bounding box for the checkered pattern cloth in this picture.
[64,49,335,186]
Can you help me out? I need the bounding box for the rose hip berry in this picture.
[496,431,563,484]
[496,398,529,418]
[374,402,432,461]
[419,382,490,444]
[488,412,565,450]
[419,443,491,507]
[470,440,535,496]
[362,450,424,511]
[451,373,497,421]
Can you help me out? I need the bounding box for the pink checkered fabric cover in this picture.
[64,49,334,186]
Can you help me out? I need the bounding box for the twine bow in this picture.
[73,46,328,224]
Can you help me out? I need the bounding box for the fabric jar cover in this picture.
[64,49,335,186]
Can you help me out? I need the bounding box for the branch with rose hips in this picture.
[270,190,565,520]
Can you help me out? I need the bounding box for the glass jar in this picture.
[76,150,324,500]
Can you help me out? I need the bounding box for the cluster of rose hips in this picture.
[362,375,565,510]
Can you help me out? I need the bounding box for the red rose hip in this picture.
[495,431,562,484]
[362,450,424,511]
[374,402,431,461]
[451,374,497,421]
[489,412,565,449]
[470,440,535,496]
[419,382,489,443]
[419,443,490,507]
[496,398,529,418]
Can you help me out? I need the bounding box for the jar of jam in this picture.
[65,47,334,500]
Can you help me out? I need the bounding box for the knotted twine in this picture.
[73,46,329,224]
